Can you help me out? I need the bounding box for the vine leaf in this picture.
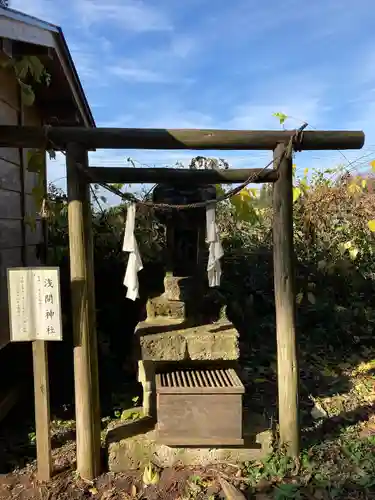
[27,150,46,217]
[32,183,45,211]
[273,112,288,125]
[109,183,125,192]
[216,184,225,197]
[293,186,301,203]
[18,80,35,106]
[296,292,304,304]
[27,149,44,173]
[3,55,51,107]
[349,247,359,260]
[14,56,47,84]
[230,188,258,223]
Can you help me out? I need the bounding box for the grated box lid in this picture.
[156,368,244,394]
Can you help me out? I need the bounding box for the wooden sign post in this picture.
[7,267,63,482]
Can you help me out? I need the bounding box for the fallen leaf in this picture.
[130,484,137,497]
[88,487,98,495]
[219,477,247,500]
[311,401,327,420]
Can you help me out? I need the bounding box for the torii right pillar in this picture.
[272,142,299,457]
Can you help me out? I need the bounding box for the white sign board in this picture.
[7,267,62,342]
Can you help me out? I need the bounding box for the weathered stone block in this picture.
[163,275,199,301]
[136,319,240,362]
[146,297,186,320]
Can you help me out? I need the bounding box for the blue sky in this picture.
[10,0,375,198]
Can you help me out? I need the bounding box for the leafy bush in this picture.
[45,161,375,412]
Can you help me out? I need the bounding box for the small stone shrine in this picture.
[107,183,272,470]
[135,182,242,442]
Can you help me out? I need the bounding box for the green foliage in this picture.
[45,158,375,498]
[273,112,288,125]
[242,434,375,498]
[1,55,51,106]
[1,55,52,228]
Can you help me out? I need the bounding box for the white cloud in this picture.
[10,0,66,24]
[142,111,215,129]
[109,63,172,84]
[108,59,194,85]
[170,35,195,59]
[68,40,112,87]
[75,0,172,32]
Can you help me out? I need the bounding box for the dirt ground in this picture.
[0,443,245,500]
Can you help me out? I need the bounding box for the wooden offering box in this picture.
[156,368,244,446]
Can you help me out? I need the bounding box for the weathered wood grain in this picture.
[272,143,299,456]
[0,126,366,151]
[0,189,22,218]
[0,157,21,192]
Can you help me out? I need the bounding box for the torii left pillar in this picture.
[66,144,101,479]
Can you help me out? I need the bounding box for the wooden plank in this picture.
[0,247,23,349]
[0,82,20,166]
[0,219,22,248]
[25,193,41,218]
[0,189,22,218]
[32,340,53,481]
[88,166,278,184]
[0,156,22,192]
[0,55,19,111]
[67,143,101,480]
[0,147,20,166]
[0,99,18,124]
[25,245,41,266]
[22,106,44,195]
[24,158,41,194]
[0,17,56,49]
[19,94,27,266]
[0,126,366,151]
[0,38,13,59]
[84,174,101,475]
[157,393,243,445]
[25,221,43,246]
[272,143,299,456]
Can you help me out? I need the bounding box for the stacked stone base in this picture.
[107,409,272,471]
[129,274,272,458]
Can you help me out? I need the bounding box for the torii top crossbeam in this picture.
[0,126,365,151]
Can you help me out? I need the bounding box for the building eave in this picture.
[0,6,95,128]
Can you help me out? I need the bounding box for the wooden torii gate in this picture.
[0,126,365,479]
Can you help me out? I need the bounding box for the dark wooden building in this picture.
[0,5,94,419]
